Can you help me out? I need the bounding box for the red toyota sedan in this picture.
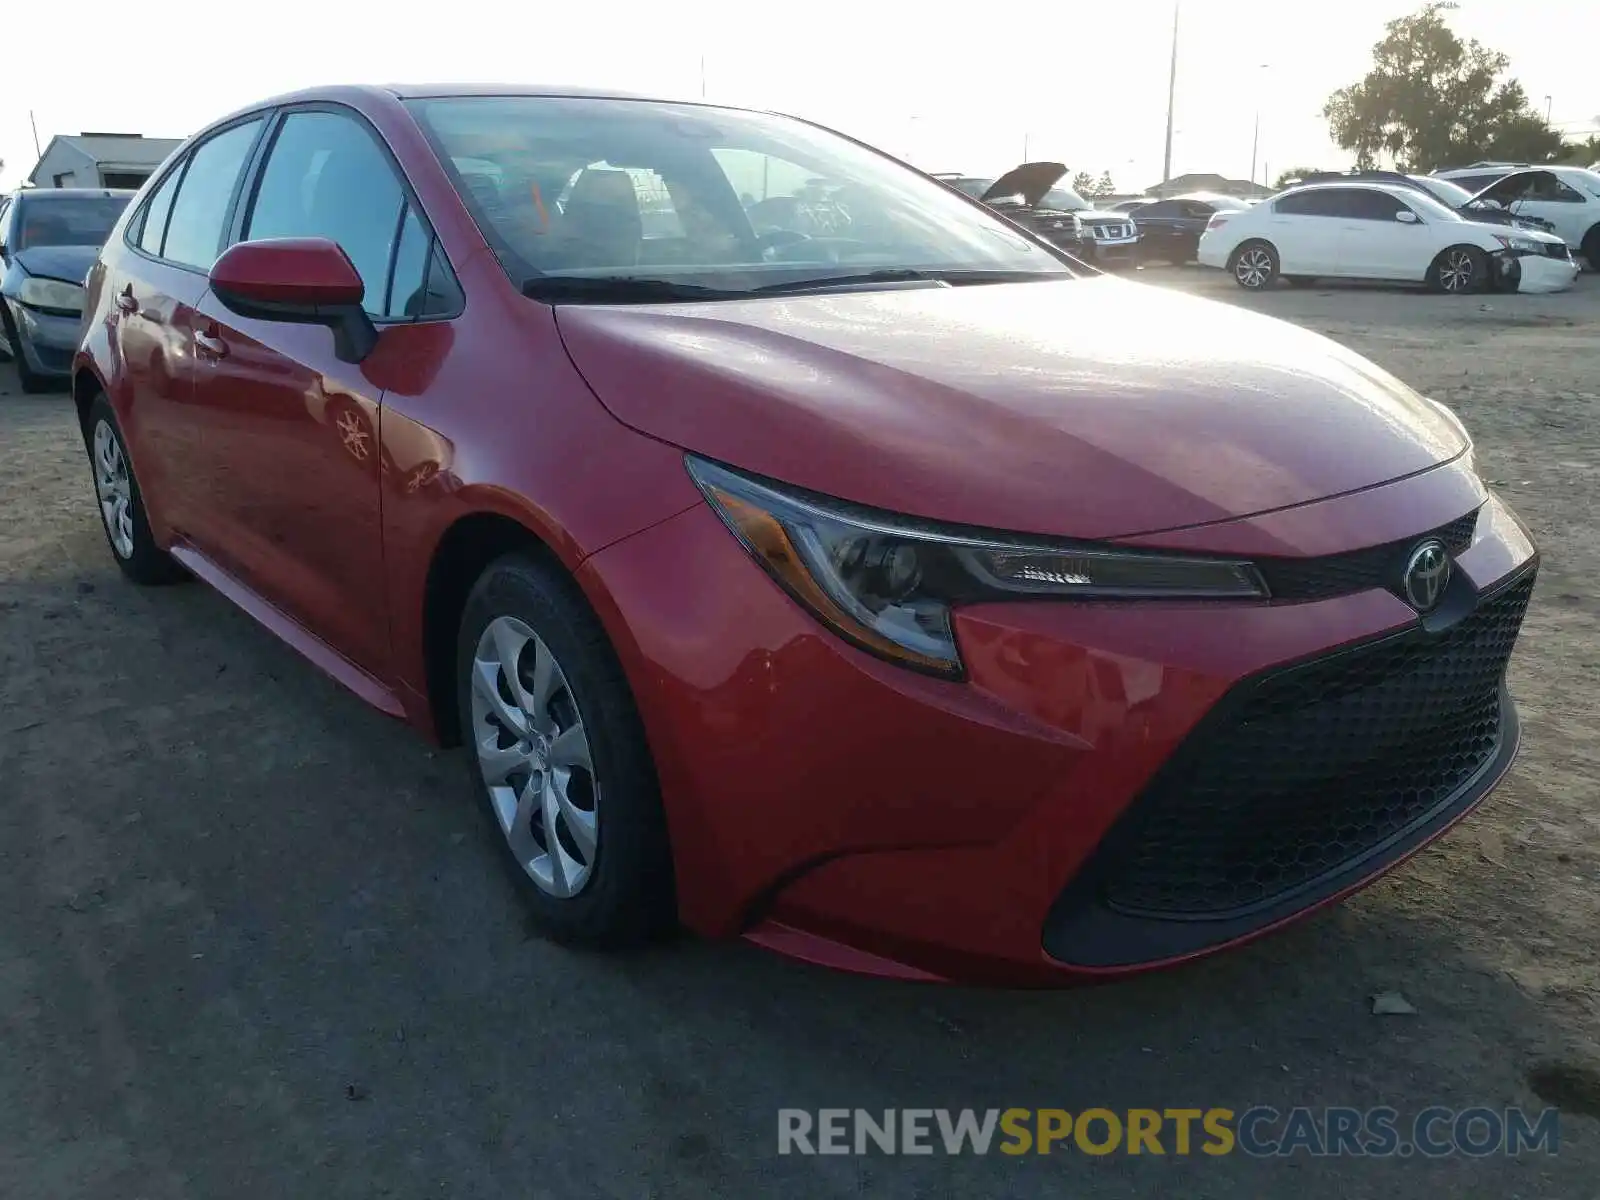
[73,85,1537,985]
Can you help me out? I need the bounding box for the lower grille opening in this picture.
[1094,570,1534,921]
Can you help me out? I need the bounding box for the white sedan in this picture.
[1197,182,1578,294]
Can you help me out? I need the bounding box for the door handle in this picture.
[194,330,228,359]
[116,288,139,314]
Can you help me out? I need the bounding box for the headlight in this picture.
[1493,234,1542,255]
[687,457,1268,678]
[17,276,86,314]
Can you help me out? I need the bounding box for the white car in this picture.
[1433,164,1600,266]
[1196,182,1578,294]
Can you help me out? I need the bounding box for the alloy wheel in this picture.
[93,421,135,559]
[469,615,599,898]
[1439,249,1476,293]
[1235,247,1273,288]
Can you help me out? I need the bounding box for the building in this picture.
[27,133,183,190]
[1142,172,1275,200]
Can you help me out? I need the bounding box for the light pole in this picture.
[1544,95,1553,123]
[1162,1,1179,182]
[1250,63,1271,184]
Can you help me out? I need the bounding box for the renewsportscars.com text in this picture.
[777,1106,1560,1157]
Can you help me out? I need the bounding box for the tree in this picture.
[1071,170,1098,196]
[1555,134,1600,165]
[1273,167,1328,188]
[1095,170,1116,197]
[1323,3,1564,172]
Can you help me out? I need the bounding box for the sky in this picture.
[3,0,1597,194]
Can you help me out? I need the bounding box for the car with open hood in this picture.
[934,162,1140,268]
[0,187,132,392]
[73,85,1537,985]
[1433,164,1600,267]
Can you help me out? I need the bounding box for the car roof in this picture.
[10,187,134,200]
[1278,181,1416,197]
[185,83,767,150]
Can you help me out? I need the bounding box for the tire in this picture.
[1428,245,1488,294]
[83,394,189,584]
[456,553,675,949]
[1229,240,1278,289]
[1,305,54,394]
[1581,225,1600,273]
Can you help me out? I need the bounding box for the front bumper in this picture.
[5,300,80,377]
[1504,251,1581,294]
[579,459,1537,985]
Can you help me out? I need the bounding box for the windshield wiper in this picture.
[521,275,742,303]
[751,268,1066,295]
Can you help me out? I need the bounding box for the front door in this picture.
[185,107,424,678]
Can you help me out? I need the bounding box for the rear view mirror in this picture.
[1395,211,1420,224]
[209,237,378,363]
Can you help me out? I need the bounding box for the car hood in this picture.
[12,245,98,285]
[980,162,1068,207]
[554,277,1467,541]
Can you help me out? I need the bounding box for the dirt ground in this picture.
[2,269,1599,1199]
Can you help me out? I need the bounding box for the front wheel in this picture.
[456,554,675,948]
[1580,225,1600,273]
[1229,241,1279,289]
[1,305,54,394]
[1429,245,1488,294]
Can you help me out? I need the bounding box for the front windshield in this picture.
[1403,190,1463,223]
[1410,176,1473,207]
[15,196,129,250]
[1039,186,1091,212]
[406,96,1072,293]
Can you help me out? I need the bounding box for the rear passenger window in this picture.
[136,164,183,255]
[163,120,263,270]
[245,110,407,317]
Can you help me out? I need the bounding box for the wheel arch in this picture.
[71,364,108,435]
[1580,221,1600,265]
[420,510,581,747]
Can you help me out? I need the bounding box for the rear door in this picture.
[186,105,462,677]
[1266,190,1346,273]
[110,118,266,541]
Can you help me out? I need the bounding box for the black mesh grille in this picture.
[1097,570,1534,919]
[1543,241,1573,260]
[1255,509,1479,602]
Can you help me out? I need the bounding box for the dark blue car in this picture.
[0,188,131,393]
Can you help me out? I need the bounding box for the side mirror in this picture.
[1395,210,1420,224]
[209,237,378,364]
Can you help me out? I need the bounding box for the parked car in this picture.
[75,85,1538,986]
[1108,198,1152,214]
[1124,192,1250,264]
[933,164,1140,269]
[1432,165,1600,266]
[0,188,132,392]
[1295,170,1557,235]
[1198,182,1576,293]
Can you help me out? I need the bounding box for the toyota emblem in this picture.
[1402,539,1452,612]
